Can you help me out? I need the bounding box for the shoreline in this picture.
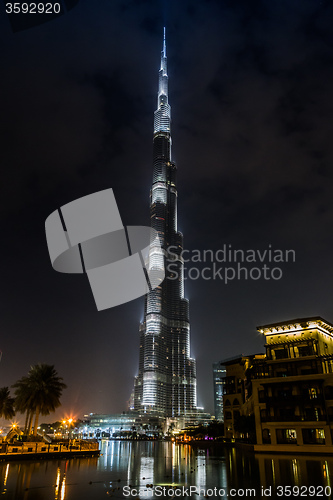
[0,440,100,462]
[0,449,100,462]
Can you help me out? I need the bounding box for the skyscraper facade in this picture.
[213,355,242,421]
[213,361,227,421]
[133,29,197,418]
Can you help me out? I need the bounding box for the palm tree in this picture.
[0,387,15,420]
[13,364,67,436]
[12,376,34,433]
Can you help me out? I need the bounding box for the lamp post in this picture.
[62,418,74,441]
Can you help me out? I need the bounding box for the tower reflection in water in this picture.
[99,441,209,491]
[0,443,332,499]
[99,441,333,495]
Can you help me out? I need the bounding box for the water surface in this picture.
[0,441,332,499]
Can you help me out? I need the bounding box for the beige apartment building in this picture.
[223,317,333,453]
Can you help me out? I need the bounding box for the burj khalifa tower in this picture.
[133,29,197,418]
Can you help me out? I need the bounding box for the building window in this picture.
[302,428,325,445]
[277,389,292,399]
[258,390,265,403]
[274,348,287,360]
[324,386,333,400]
[309,388,318,399]
[303,407,321,421]
[262,429,271,444]
[276,428,297,444]
[279,408,295,421]
[260,409,267,421]
[298,345,312,357]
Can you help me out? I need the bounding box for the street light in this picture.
[62,418,75,440]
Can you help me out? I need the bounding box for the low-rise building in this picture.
[81,410,211,438]
[222,317,333,453]
[222,354,264,439]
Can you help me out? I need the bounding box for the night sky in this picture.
[1,0,333,423]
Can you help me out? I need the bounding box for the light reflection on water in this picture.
[0,442,332,499]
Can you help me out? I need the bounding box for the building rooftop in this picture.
[257,316,333,336]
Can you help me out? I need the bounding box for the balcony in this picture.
[261,415,326,423]
[259,394,324,405]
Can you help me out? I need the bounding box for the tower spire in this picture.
[160,27,167,76]
[155,28,170,134]
[163,26,166,58]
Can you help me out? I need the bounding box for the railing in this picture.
[261,415,326,423]
[0,440,99,456]
[252,365,323,378]
[259,394,325,404]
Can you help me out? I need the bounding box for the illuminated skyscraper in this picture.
[133,29,197,418]
[213,361,227,421]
